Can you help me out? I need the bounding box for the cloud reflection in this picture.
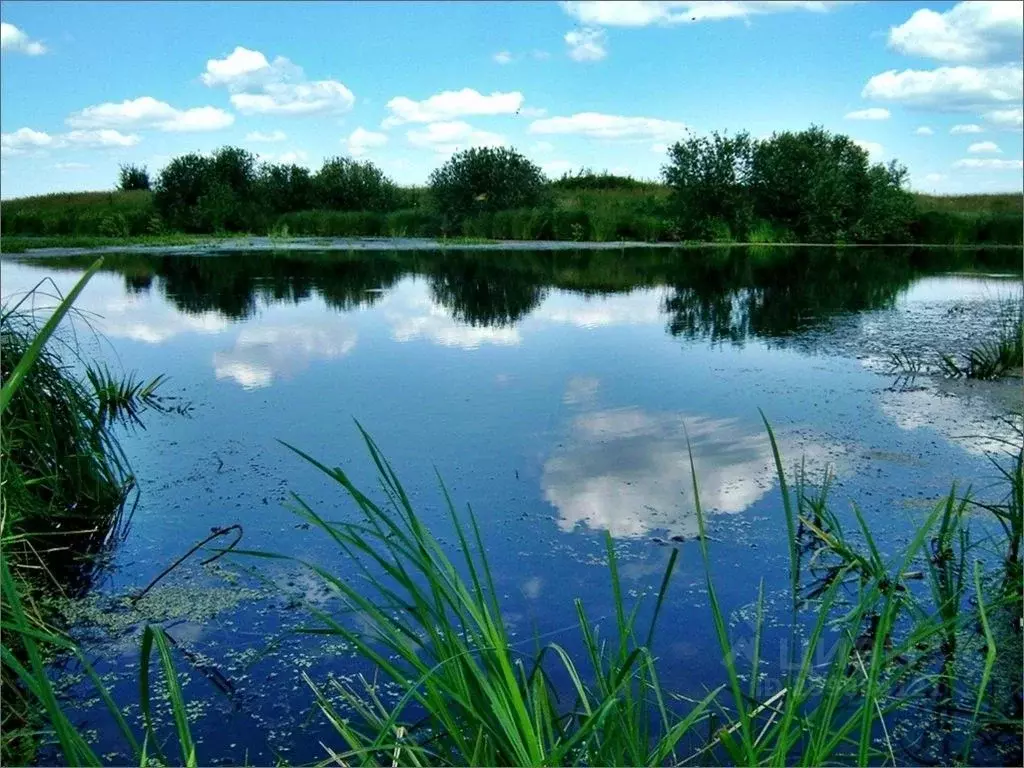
[213,325,357,389]
[543,408,841,539]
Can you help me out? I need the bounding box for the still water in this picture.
[2,246,1020,764]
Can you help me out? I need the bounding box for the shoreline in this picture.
[5,235,1023,258]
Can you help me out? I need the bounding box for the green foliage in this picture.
[429,146,546,221]
[550,168,653,191]
[313,156,399,212]
[0,191,156,237]
[117,164,150,192]
[663,126,916,242]
[663,130,755,239]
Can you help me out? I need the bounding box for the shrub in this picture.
[663,131,755,239]
[117,164,150,192]
[257,163,315,215]
[550,168,650,191]
[428,146,546,221]
[313,157,398,212]
[153,147,262,232]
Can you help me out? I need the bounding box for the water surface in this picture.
[2,246,1020,764]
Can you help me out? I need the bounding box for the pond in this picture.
[2,246,1021,765]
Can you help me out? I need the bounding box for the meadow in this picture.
[3,186,1022,249]
[3,128,1021,249]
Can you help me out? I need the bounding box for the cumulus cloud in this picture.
[844,107,891,120]
[383,88,524,128]
[62,129,140,148]
[529,112,688,141]
[983,107,1024,128]
[861,65,1024,111]
[1,127,53,154]
[347,127,388,157]
[406,121,505,154]
[953,158,1023,170]
[493,50,514,64]
[231,82,353,116]
[0,22,46,55]
[560,1,844,26]
[565,27,607,61]
[2,126,138,154]
[950,123,983,133]
[202,46,354,116]
[914,125,934,135]
[258,149,310,166]
[967,140,1001,153]
[67,96,234,132]
[888,1,1023,64]
[246,129,287,142]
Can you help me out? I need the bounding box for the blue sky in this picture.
[1,1,1021,198]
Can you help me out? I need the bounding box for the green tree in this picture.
[117,164,151,191]
[314,157,398,211]
[428,146,546,221]
[749,126,874,241]
[662,131,754,239]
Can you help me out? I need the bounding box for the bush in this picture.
[663,131,754,239]
[153,153,216,232]
[117,164,150,192]
[550,168,650,191]
[429,146,546,221]
[313,157,398,212]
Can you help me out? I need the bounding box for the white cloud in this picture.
[0,22,46,55]
[203,46,354,117]
[530,140,555,154]
[67,96,234,132]
[1,127,53,155]
[914,125,934,135]
[347,127,388,157]
[565,27,607,62]
[529,112,688,141]
[406,121,505,154]
[385,291,520,349]
[231,81,354,116]
[861,65,1024,111]
[888,1,1023,64]
[950,123,983,133]
[561,1,843,26]
[493,50,514,64]
[983,107,1024,128]
[53,162,90,170]
[844,107,890,120]
[532,49,551,60]
[854,139,884,158]
[967,140,1001,153]
[843,107,892,120]
[246,129,287,142]
[62,129,141,148]
[201,46,300,89]
[953,158,1024,170]
[383,88,524,127]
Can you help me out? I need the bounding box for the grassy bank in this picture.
[0,265,184,764]
[3,189,1021,247]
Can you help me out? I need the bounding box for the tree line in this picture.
[112,125,914,242]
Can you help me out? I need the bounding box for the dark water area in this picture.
[2,246,1021,765]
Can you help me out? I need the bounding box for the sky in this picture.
[1,0,1022,198]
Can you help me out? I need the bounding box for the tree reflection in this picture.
[19,246,1014,345]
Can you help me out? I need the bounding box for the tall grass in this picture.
[1,263,188,764]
